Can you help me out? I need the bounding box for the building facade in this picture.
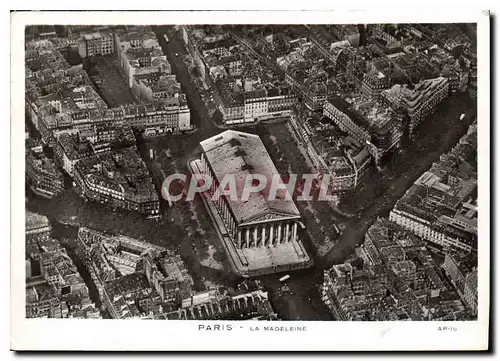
[463,269,478,316]
[323,98,371,145]
[80,31,115,58]
[194,130,311,276]
[26,145,65,198]
[389,207,475,253]
[381,77,449,138]
[323,97,404,166]
[72,148,160,216]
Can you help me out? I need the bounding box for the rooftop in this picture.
[26,212,51,232]
[349,95,397,132]
[26,282,56,304]
[83,31,114,41]
[75,147,158,203]
[393,123,478,246]
[214,78,244,107]
[203,37,238,51]
[57,133,92,161]
[200,130,300,225]
[104,272,151,300]
[383,77,448,108]
[77,227,166,258]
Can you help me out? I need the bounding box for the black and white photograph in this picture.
[10,10,490,351]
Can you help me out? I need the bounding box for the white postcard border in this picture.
[11,10,490,351]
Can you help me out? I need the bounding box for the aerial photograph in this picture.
[24,23,478,321]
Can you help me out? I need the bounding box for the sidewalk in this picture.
[187,158,248,277]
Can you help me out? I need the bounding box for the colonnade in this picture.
[236,222,298,249]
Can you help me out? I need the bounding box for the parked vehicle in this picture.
[279,275,290,282]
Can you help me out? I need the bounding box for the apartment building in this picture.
[80,31,115,58]
[380,77,449,138]
[323,96,404,166]
[72,147,160,215]
[243,89,268,122]
[53,133,93,176]
[463,269,478,316]
[389,171,477,254]
[441,252,478,316]
[361,69,392,100]
[26,143,65,198]
[25,211,52,243]
[26,282,65,318]
[213,78,245,124]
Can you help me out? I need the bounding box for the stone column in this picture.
[246,228,250,248]
[277,223,282,245]
[269,224,275,246]
[261,226,266,248]
[285,223,290,243]
[208,302,214,315]
[253,227,258,248]
[292,223,297,243]
[237,230,242,248]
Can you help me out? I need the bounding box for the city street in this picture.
[320,93,477,268]
[22,23,481,324]
[32,27,470,321]
[155,26,219,141]
[153,26,478,320]
[153,27,333,320]
[21,22,482,341]
[257,270,332,321]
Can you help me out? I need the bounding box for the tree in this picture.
[213,248,227,263]
[212,110,224,125]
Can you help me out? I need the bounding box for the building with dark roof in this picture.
[323,95,405,166]
[102,273,158,319]
[80,31,115,58]
[171,288,277,320]
[73,147,160,215]
[390,123,478,254]
[213,78,245,123]
[380,77,449,138]
[53,133,93,176]
[26,142,65,199]
[26,282,64,318]
[202,37,239,57]
[242,85,297,123]
[323,217,469,321]
[75,227,193,319]
[25,212,52,242]
[304,121,371,193]
[25,224,101,319]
